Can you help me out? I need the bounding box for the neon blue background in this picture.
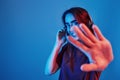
[0,0,120,80]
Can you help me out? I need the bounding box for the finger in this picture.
[61,28,65,32]
[72,26,93,47]
[79,24,98,43]
[59,29,65,32]
[58,30,66,39]
[67,36,88,52]
[92,25,105,41]
[80,63,98,72]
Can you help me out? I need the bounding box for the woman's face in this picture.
[65,13,79,40]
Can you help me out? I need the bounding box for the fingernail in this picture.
[79,24,82,27]
[79,23,84,29]
[92,24,95,29]
[70,26,75,31]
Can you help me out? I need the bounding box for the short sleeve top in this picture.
[56,42,101,80]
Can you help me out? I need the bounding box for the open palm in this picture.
[67,24,114,72]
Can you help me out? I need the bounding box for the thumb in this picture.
[80,63,98,72]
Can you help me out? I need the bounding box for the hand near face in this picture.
[67,24,114,72]
[56,29,67,45]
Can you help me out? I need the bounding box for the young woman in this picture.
[45,7,113,80]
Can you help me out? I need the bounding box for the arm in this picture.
[45,29,66,75]
[45,41,63,75]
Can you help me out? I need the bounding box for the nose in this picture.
[70,25,74,32]
[69,26,76,35]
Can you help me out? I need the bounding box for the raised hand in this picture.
[56,29,67,46]
[67,24,114,72]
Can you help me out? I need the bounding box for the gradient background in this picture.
[0,0,120,80]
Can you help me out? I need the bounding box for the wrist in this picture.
[55,41,63,47]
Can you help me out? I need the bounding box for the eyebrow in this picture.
[71,20,77,23]
[65,20,77,24]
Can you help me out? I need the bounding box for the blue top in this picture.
[56,43,101,80]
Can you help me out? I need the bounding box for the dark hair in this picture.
[61,7,94,70]
[62,7,94,33]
